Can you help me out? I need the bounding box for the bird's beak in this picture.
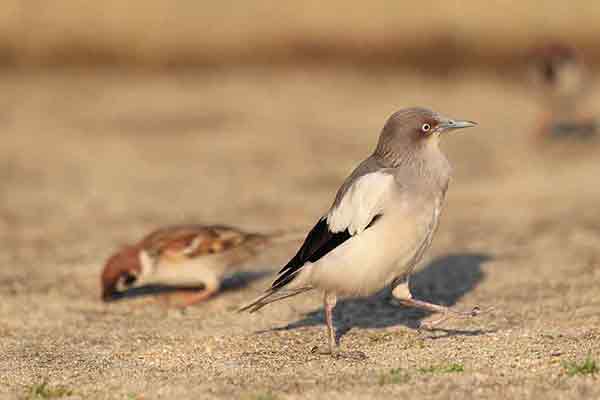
[439,119,478,133]
[101,278,118,301]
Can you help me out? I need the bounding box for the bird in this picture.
[529,42,597,139]
[101,224,299,307]
[239,107,480,357]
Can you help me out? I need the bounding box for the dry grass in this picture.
[2,1,600,67]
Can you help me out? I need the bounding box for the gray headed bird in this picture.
[240,107,480,356]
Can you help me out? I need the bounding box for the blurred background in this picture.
[1,1,600,70]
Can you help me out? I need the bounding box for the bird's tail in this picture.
[238,286,313,313]
[240,229,305,256]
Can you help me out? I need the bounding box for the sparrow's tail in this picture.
[238,286,313,313]
[263,229,307,244]
[240,229,305,254]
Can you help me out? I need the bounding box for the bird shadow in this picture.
[105,270,271,302]
[263,252,493,341]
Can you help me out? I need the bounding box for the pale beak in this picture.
[439,119,478,132]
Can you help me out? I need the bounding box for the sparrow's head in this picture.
[531,42,580,85]
[101,244,142,301]
[375,107,477,162]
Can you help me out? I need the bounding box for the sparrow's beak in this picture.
[439,118,478,132]
[101,279,118,301]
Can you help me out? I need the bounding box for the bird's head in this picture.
[530,43,580,85]
[375,107,477,163]
[101,244,143,301]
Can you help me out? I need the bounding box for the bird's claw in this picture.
[471,305,495,316]
[457,304,494,318]
[466,305,481,317]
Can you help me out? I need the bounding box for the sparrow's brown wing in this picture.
[140,225,261,260]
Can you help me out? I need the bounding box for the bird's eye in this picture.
[421,123,431,133]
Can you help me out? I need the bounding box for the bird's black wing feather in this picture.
[271,215,381,290]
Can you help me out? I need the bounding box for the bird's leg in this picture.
[534,110,553,139]
[166,278,220,309]
[173,287,218,309]
[309,293,367,360]
[324,291,337,355]
[399,298,482,328]
[310,291,338,356]
[391,281,483,329]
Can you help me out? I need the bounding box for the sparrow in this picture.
[101,224,297,307]
[529,42,597,139]
[240,107,481,357]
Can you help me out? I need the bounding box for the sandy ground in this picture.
[1,68,600,399]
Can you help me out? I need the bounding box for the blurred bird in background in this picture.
[101,224,299,307]
[529,42,597,140]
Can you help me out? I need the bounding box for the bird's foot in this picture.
[310,345,367,360]
[419,305,493,330]
[396,297,492,330]
[158,288,216,310]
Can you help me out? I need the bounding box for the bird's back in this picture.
[137,225,270,286]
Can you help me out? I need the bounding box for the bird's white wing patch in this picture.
[326,172,394,235]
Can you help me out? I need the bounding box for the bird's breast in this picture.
[306,198,440,297]
[136,251,226,287]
